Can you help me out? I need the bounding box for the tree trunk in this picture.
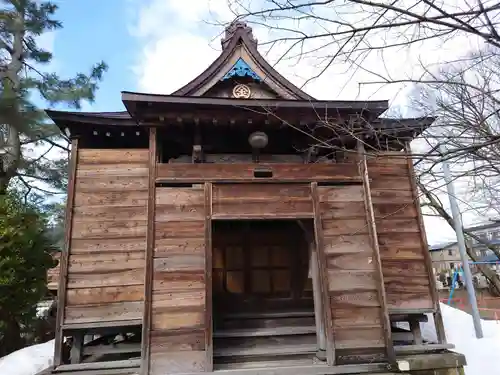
[0,11,25,194]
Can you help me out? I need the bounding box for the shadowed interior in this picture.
[212,220,318,368]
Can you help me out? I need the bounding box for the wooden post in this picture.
[310,182,335,365]
[141,127,157,375]
[54,138,79,367]
[70,332,84,364]
[310,243,327,359]
[205,182,213,371]
[405,142,447,344]
[409,319,423,345]
[357,140,395,365]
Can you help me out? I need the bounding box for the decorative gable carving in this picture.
[222,58,261,81]
[171,21,314,101]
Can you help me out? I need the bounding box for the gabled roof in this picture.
[44,21,436,148]
[171,21,315,100]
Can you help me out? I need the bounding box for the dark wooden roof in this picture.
[45,110,136,126]
[43,22,435,148]
[171,21,314,100]
[121,91,389,123]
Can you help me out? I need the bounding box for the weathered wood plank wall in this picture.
[150,186,207,374]
[316,184,388,360]
[367,152,434,312]
[64,149,149,325]
[156,163,361,183]
[212,184,312,219]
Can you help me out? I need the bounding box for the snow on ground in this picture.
[0,339,54,375]
[1,303,499,375]
[421,303,500,375]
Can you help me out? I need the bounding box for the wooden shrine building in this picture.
[45,21,465,375]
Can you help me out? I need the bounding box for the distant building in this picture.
[429,220,500,277]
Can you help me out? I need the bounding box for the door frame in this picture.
[205,182,333,369]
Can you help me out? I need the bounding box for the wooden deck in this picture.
[43,349,464,375]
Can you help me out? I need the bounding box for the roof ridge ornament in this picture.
[221,20,258,50]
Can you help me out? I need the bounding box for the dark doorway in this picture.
[211,219,318,368]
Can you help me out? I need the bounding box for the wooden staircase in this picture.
[213,307,319,369]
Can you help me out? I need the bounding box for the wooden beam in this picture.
[156,163,361,184]
[404,142,446,344]
[212,213,314,220]
[62,319,142,332]
[205,182,213,371]
[55,359,141,372]
[141,127,157,375]
[395,352,466,371]
[169,363,394,375]
[311,182,335,365]
[393,343,455,354]
[357,140,395,365]
[49,369,139,375]
[389,308,434,315]
[54,138,79,367]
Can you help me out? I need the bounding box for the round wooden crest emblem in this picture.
[232,84,251,98]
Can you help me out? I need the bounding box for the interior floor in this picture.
[212,220,319,367]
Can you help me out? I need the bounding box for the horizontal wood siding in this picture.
[367,153,434,311]
[318,186,386,357]
[64,149,148,325]
[212,184,312,218]
[150,187,207,375]
[156,163,360,183]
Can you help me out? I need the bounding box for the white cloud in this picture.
[135,33,220,94]
[128,0,492,243]
[37,31,56,54]
[129,0,232,93]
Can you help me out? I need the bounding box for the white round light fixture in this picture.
[248,131,268,149]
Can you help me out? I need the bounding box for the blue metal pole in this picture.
[447,269,459,305]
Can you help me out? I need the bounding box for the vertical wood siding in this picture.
[64,149,149,325]
[367,152,434,312]
[316,185,387,359]
[150,186,207,375]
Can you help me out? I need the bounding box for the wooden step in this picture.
[214,334,317,357]
[222,309,314,320]
[219,316,315,330]
[214,325,316,338]
[214,355,316,370]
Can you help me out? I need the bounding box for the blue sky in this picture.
[44,0,432,112]
[45,0,235,113]
[46,0,413,115]
[48,1,139,112]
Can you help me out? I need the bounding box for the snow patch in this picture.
[421,303,500,374]
[0,340,54,375]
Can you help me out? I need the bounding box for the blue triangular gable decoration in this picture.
[221,58,261,81]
